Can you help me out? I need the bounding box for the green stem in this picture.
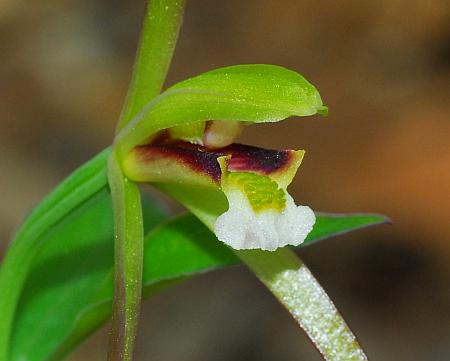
[117,0,186,131]
[236,248,368,361]
[107,153,144,361]
[108,1,185,359]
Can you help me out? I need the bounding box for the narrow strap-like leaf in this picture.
[0,148,110,361]
[11,209,387,361]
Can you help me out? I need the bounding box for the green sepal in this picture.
[115,64,327,158]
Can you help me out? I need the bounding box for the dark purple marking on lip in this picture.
[225,144,292,174]
[135,141,293,183]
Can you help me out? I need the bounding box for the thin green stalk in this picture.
[107,154,144,361]
[109,1,185,359]
[117,0,186,131]
[236,248,368,361]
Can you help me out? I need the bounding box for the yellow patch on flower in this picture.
[227,172,286,213]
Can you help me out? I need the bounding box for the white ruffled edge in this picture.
[214,189,316,251]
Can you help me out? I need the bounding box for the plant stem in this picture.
[117,0,186,131]
[236,248,368,361]
[107,153,144,361]
[108,1,185,359]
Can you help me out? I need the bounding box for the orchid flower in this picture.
[0,2,382,361]
[123,135,315,251]
[113,64,324,256]
[111,64,368,361]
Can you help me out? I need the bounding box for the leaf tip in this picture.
[317,105,328,116]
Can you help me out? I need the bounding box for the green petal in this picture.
[168,122,206,143]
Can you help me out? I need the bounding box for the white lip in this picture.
[214,189,315,251]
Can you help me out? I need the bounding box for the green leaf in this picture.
[10,189,168,361]
[11,210,387,361]
[307,212,391,245]
[2,1,187,357]
[115,64,327,158]
[0,148,111,361]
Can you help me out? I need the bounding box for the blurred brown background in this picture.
[1,0,450,360]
